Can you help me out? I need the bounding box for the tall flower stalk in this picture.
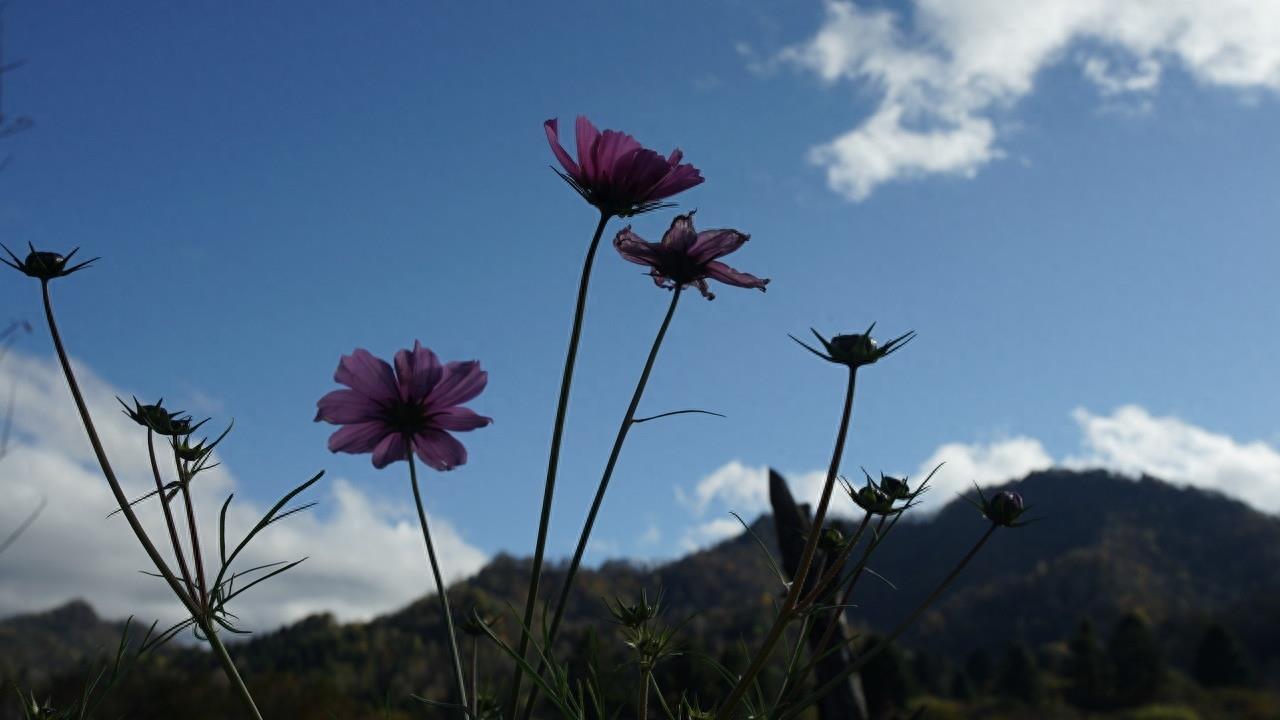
[3,245,266,720]
[716,325,913,720]
[407,448,468,710]
[519,212,768,719]
[315,341,492,713]
[507,116,704,716]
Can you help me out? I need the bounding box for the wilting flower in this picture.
[315,341,491,470]
[1,243,98,281]
[545,116,703,216]
[613,212,768,300]
[791,323,915,369]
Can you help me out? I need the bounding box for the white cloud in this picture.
[913,436,1054,512]
[779,0,1280,200]
[1067,405,1280,514]
[0,350,487,630]
[677,406,1280,549]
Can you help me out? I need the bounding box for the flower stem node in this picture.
[791,323,916,369]
[1,243,99,281]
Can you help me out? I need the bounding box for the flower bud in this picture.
[879,474,911,500]
[986,490,1026,526]
[791,323,916,369]
[818,527,846,554]
[607,589,662,629]
[1,243,98,281]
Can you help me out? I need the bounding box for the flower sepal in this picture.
[1,243,99,281]
[791,323,915,369]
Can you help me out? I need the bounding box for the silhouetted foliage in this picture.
[1108,612,1166,707]
[1193,622,1255,689]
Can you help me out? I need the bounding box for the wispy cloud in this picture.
[777,0,1280,200]
[677,405,1280,549]
[0,351,487,629]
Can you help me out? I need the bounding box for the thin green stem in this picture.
[470,635,479,720]
[205,625,264,720]
[716,367,858,720]
[40,280,262,719]
[781,524,999,719]
[506,208,611,717]
[407,450,468,712]
[638,668,651,720]
[173,450,210,608]
[519,286,683,720]
[147,429,197,603]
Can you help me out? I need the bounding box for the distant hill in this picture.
[3,469,1278,718]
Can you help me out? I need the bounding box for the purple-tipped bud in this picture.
[986,490,1025,527]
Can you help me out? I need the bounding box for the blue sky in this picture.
[2,1,1279,625]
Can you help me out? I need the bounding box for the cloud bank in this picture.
[0,351,487,630]
[779,0,1280,200]
[679,404,1280,549]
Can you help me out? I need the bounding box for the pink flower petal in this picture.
[371,433,408,468]
[413,429,467,471]
[315,389,383,424]
[613,227,662,267]
[704,260,769,291]
[335,349,399,404]
[688,229,749,265]
[328,421,392,455]
[394,340,443,403]
[426,361,488,409]
[432,406,493,432]
[660,213,699,251]
[544,118,580,179]
[575,116,601,185]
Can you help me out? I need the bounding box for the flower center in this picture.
[380,399,429,434]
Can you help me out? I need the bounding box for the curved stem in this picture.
[781,524,999,719]
[40,281,264,718]
[716,367,858,720]
[147,430,197,602]
[520,286,683,720]
[40,281,263,719]
[407,450,468,712]
[506,209,611,717]
[40,281,196,614]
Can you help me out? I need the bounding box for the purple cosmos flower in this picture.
[315,342,491,470]
[613,212,769,300]
[545,116,703,216]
